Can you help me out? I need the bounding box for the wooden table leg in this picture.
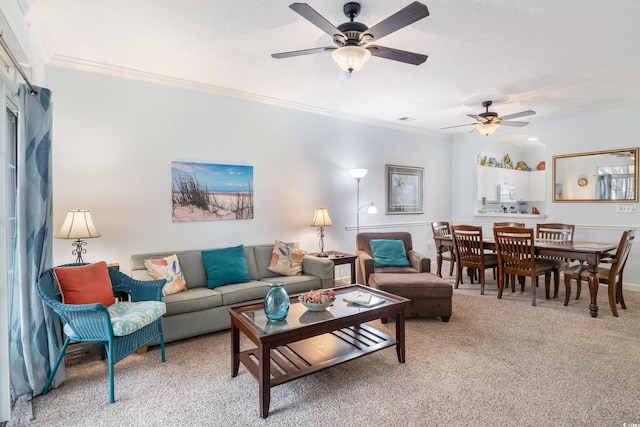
[350,260,356,284]
[587,263,601,317]
[436,245,443,277]
[395,308,406,363]
[231,321,240,377]
[259,344,271,418]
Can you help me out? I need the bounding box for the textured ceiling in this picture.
[22,0,640,134]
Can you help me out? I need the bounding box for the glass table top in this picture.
[241,288,391,334]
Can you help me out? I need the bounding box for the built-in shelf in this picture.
[473,213,547,219]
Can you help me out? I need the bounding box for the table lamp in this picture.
[310,208,333,257]
[54,210,101,263]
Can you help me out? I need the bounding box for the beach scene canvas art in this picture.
[172,161,254,222]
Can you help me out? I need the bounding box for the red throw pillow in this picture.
[54,261,115,306]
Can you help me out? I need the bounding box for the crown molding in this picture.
[46,54,444,138]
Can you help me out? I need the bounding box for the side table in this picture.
[308,250,357,284]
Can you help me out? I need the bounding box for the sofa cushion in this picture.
[262,275,322,295]
[244,246,259,280]
[370,239,411,267]
[63,300,167,338]
[176,251,208,289]
[144,254,187,296]
[162,287,223,316]
[268,240,306,276]
[254,244,279,279]
[202,245,251,288]
[215,280,271,306]
[54,262,115,306]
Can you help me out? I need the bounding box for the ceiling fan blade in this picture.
[362,1,430,42]
[289,3,344,39]
[500,121,529,127]
[466,114,483,121]
[367,45,427,65]
[271,46,335,59]
[499,110,536,121]
[440,123,477,130]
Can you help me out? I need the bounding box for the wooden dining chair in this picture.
[493,221,525,227]
[493,226,554,306]
[431,221,456,276]
[452,225,499,295]
[563,229,635,316]
[535,223,575,298]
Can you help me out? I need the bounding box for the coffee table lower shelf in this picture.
[238,323,397,387]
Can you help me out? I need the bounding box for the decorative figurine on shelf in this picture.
[504,153,513,169]
[515,161,531,171]
[536,161,546,170]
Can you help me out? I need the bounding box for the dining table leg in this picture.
[587,262,600,318]
[436,244,444,277]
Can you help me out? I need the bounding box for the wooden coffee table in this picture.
[228,284,409,418]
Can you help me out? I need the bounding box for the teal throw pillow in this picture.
[202,245,251,288]
[369,239,411,268]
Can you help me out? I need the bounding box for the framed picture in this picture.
[385,164,424,214]
[171,161,254,222]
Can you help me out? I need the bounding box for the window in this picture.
[0,84,18,421]
[597,165,635,200]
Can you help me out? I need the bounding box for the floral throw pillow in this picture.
[144,254,187,296]
[268,240,307,276]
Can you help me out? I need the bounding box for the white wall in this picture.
[45,65,452,274]
[451,104,640,288]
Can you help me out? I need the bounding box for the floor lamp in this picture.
[350,169,378,237]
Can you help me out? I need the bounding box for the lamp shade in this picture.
[350,168,368,179]
[310,208,333,227]
[54,210,101,239]
[477,122,499,136]
[332,46,371,73]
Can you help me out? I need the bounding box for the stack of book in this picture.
[343,291,385,308]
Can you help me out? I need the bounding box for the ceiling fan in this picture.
[441,101,536,136]
[271,2,430,76]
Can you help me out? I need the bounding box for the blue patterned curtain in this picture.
[9,84,64,400]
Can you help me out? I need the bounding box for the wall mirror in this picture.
[553,148,638,202]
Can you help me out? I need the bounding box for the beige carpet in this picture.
[9,276,640,427]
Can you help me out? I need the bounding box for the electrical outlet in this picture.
[616,205,637,213]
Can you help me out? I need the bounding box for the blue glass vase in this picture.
[264,282,289,322]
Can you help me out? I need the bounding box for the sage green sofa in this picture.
[130,243,334,343]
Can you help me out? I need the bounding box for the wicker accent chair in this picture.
[563,229,635,317]
[356,232,430,285]
[452,225,499,295]
[493,226,553,306]
[37,263,167,403]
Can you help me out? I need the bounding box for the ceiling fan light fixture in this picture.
[332,46,371,73]
[477,122,499,136]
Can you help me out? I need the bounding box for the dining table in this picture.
[433,234,618,317]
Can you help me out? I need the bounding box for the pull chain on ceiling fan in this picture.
[441,101,536,136]
[271,2,430,76]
